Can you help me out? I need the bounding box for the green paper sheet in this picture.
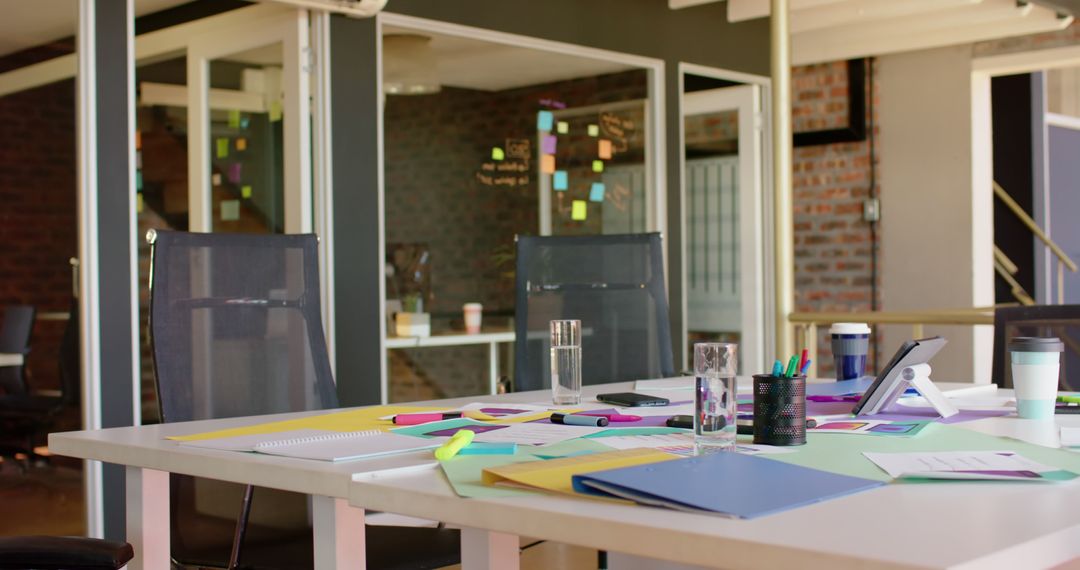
[439,439,612,498]
[768,424,1080,482]
[587,427,686,438]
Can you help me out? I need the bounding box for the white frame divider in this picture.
[312,11,337,371]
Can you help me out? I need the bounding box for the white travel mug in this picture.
[463,303,483,334]
[1009,337,1063,420]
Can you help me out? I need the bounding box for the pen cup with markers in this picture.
[752,374,807,446]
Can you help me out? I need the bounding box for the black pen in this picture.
[550,413,609,427]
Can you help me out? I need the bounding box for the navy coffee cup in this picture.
[830,323,871,381]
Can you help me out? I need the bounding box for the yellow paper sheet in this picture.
[482,448,677,497]
[169,406,447,442]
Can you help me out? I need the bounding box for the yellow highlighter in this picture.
[435,429,475,461]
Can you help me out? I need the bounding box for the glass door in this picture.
[682,84,766,373]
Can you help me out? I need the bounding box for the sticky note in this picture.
[240,116,250,129]
[212,173,222,186]
[136,192,143,214]
[136,151,142,170]
[537,110,554,131]
[553,170,568,191]
[228,110,241,129]
[269,100,283,123]
[236,137,247,151]
[590,182,605,202]
[599,139,613,160]
[542,135,557,155]
[242,185,253,199]
[556,121,569,134]
[492,147,505,161]
[592,160,604,173]
[571,200,587,221]
[587,124,599,137]
[135,130,142,149]
[216,138,229,159]
[220,200,240,221]
[135,170,143,191]
[228,163,242,184]
[541,154,556,174]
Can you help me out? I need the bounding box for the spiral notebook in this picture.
[179,429,438,462]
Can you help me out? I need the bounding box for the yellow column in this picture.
[772,0,795,357]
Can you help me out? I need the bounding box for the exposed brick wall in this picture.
[791,60,882,376]
[0,78,77,393]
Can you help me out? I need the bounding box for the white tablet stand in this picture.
[863,363,959,419]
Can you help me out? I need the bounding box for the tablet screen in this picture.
[852,337,948,416]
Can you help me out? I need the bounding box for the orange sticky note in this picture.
[541,154,556,174]
[236,137,247,151]
[135,130,142,150]
[571,200,587,221]
[599,139,612,160]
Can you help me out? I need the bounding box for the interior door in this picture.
[682,84,766,373]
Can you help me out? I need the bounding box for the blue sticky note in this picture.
[553,170,568,191]
[537,110,554,131]
[589,182,605,202]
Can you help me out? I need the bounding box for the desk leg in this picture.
[461,527,519,570]
[124,466,169,570]
[312,495,366,570]
[488,341,499,395]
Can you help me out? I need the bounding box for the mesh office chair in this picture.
[513,233,675,392]
[0,305,36,395]
[992,304,1080,390]
[147,230,459,570]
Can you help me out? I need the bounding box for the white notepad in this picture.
[251,430,440,462]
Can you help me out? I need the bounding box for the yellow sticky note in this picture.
[228,110,241,129]
[599,139,613,160]
[167,406,449,441]
[492,147,505,161]
[587,124,599,137]
[541,154,556,174]
[571,200,587,221]
[592,160,604,173]
[236,137,247,151]
[216,138,229,159]
[136,193,143,214]
[269,100,283,122]
[556,121,569,134]
[242,185,253,199]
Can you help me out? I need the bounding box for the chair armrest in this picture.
[0,536,133,570]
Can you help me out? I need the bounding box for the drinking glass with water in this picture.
[550,320,582,405]
[694,342,738,453]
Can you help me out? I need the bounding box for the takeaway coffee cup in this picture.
[463,303,483,334]
[1009,336,1064,420]
[830,323,871,381]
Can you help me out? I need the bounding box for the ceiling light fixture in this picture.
[383,34,440,95]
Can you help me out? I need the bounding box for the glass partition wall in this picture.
[380,20,662,402]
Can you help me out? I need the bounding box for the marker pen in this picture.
[578,413,641,422]
[392,412,463,425]
[550,413,609,427]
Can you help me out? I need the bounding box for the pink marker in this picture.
[579,413,641,422]
[392,412,462,425]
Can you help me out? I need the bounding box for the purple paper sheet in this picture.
[531,408,676,427]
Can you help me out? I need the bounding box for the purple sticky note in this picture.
[542,135,557,155]
[228,163,242,184]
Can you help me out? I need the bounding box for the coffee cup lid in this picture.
[463,303,482,310]
[1008,336,1064,353]
[830,322,871,335]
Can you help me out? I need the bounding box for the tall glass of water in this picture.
[694,342,737,453]
[550,319,582,405]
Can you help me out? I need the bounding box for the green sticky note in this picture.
[571,200,587,221]
[269,100,283,122]
[216,138,229,159]
[135,170,143,191]
[587,124,599,137]
[228,110,241,129]
[556,121,569,134]
[241,185,252,199]
[492,147,505,161]
[592,160,604,173]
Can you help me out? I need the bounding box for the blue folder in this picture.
[572,452,884,519]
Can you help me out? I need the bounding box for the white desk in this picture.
[50,382,1080,570]
[0,352,24,367]
[386,329,515,394]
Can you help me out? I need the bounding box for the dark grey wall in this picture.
[95,0,136,541]
[331,16,384,406]
[330,2,770,400]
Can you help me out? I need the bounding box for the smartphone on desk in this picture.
[596,392,670,407]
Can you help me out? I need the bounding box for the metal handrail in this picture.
[993,245,1018,275]
[993,181,1078,272]
[993,246,1035,306]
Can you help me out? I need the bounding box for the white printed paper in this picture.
[1061,426,1080,448]
[472,423,606,445]
[864,450,1069,481]
[593,433,796,457]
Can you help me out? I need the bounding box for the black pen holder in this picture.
[752,374,807,446]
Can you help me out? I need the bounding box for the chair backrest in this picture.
[992,304,1080,390]
[148,230,338,423]
[0,305,35,394]
[513,233,674,392]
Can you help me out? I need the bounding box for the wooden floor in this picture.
[0,460,85,537]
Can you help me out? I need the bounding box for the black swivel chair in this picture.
[147,229,459,570]
[0,305,36,395]
[513,233,675,392]
[991,304,1080,390]
[0,536,133,569]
